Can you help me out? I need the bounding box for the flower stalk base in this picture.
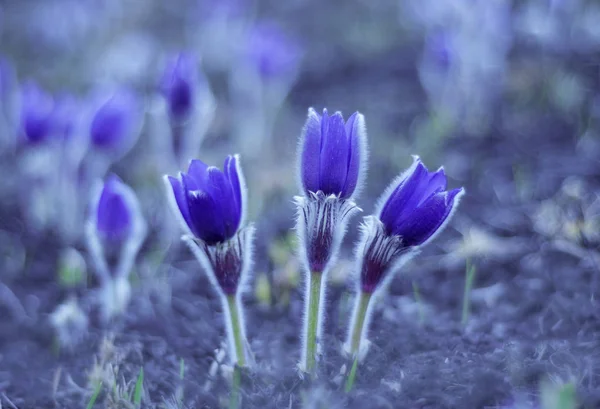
[303,271,323,376]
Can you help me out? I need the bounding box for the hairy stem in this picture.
[304,271,323,375]
[344,357,359,393]
[226,295,246,367]
[349,291,372,355]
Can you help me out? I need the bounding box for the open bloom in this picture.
[344,156,463,363]
[165,155,253,366]
[165,155,253,295]
[358,156,464,293]
[160,52,200,120]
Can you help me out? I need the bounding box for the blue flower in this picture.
[299,108,367,199]
[378,157,463,247]
[166,155,244,245]
[358,157,464,293]
[95,174,136,241]
[160,52,201,120]
[165,155,253,296]
[90,88,141,151]
[20,81,55,145]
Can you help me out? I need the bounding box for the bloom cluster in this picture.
[158,106,463,383]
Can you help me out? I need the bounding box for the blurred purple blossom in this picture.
[300,108,367,200]
[95,174,134,242]
[160,52,202,120]
[245,22,301,79]
[19,81,55,145]
[89,87,141,152]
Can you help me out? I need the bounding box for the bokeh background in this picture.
[1,1,600,408]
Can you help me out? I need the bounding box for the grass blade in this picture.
[86,382,102,409]
[133,367,144,407]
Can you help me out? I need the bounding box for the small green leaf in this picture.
[86,382,102,409]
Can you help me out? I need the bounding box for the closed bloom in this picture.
[160,52,200,120]
[296,107,367,273]
[296,107,368,374]
[95,175,135,242]
[300,108,366,199]
[90,88,141,152]
[359,156,464,293]
[165,155,253,295]
[86,174,146,320]
[20,81,55,145]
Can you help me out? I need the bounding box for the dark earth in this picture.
[2,1,600,408]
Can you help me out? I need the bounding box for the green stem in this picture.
[461,260,477,327]
[349,292,372,355]
[304,271,323,375]
[344,357,359,393]
[229,365,241,409]
[226,295,246,367]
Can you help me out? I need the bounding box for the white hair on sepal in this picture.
[182,226,255,365]
[418,187,466,248]
[231,153,249,227]
[294,192,361,371]
[348,111,370,200]
[162,174,195,237]
[295,107,321,195]
[373,155,421,217]
[235,224,256,297]
[343,215,419,360]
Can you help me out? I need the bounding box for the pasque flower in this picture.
[20,81,55,145]
[295,107,368,376]
[89,87,142,154]
[160,52,200,120]
[360,156,464,292]
[165,155,253,366]
[344,156,463,390]
[86,174,146,320]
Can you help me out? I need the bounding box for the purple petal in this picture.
[187,159,209,188]
[96,175,132,240]
[90,89,138,149]
[168,175,194,234]
[205,167,239,238]
[224,155,242,222]
[160,52,198,119]
[392,190,459,246]
[341,112,360,198]
[185,189,226,245]
[20,81,55,144]
[318,112,349,195]
[300,108,322,194]
[380,160,428,230]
